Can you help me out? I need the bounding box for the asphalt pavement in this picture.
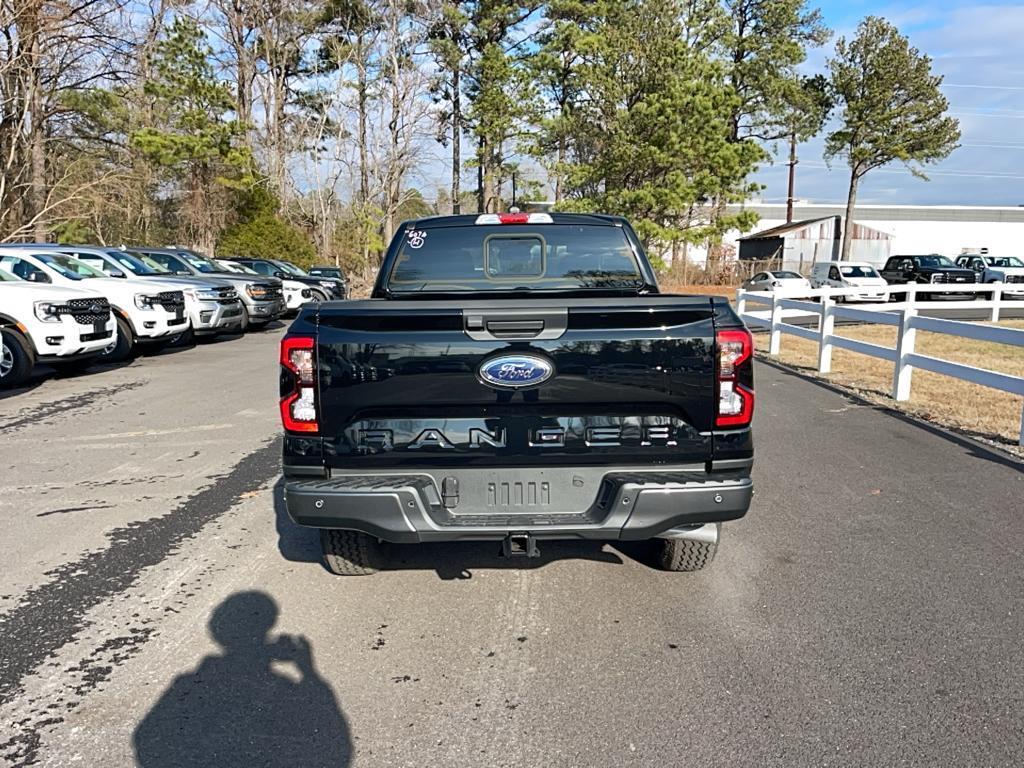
[1,325,1022,767]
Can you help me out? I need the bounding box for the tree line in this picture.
[0,0,958,277]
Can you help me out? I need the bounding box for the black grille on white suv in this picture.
[157,291,185,312]
[65,297,111,325]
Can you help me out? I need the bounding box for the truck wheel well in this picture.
[109,305,137,337]
[0,315,38,357]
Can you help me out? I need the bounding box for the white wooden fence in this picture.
[736,283,1024,445]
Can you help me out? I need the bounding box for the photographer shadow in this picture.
[133,591,351,768]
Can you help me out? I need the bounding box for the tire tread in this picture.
[320,529,381,576]
[657,533,718,572]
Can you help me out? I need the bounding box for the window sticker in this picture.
[407,230,427,249]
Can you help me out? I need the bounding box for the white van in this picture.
[810,261,889,302]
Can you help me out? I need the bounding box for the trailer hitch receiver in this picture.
[502,533,539,558]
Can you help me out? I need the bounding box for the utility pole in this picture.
[511,171,517,210]
[786,132,797,223]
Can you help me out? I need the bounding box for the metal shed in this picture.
[737,216,893,273]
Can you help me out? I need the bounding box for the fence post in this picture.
[736,289,746,317]
[991,284,1002,323]
[892,307,918,401]
[817,296,835,374]
[769,292,782,356]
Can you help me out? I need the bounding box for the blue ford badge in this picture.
[479,354,554,389]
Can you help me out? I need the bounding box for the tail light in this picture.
[280,335,318,433]
[716,328,754,428]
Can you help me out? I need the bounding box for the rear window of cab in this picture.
[388,224,644,292]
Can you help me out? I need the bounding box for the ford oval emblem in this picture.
[479,354,554,389]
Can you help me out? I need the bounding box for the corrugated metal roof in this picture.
[738,216,836,240]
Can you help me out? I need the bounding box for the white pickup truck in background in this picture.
[216,258,313,314]
[0,268,116,387]
[955,254,1024,295]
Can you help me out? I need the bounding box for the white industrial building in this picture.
[726,203,1024,264]
[525,200,1024,269]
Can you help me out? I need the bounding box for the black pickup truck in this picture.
[880,254,978,300]
[280,213,754,575]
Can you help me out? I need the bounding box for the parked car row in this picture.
[0,243,347,389]
[742,253,1024,303]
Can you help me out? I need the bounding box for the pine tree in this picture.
[427,2,470,213]
[551,0,762,259]
[131,17,254,253]
[826,16,960,259]
[721,0,829,143]
[528,0,592,203]
[458,1,542,213]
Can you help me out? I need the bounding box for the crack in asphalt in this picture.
[0,437,281,707]
[36,504,115,517]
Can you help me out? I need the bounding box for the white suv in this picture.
[46,246,245,340]
[0,268,116,387]
[0,248,187,362]
[216,258,312,314]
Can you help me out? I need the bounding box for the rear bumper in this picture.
[284,468,752,543]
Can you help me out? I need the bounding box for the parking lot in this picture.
[1,325,1022,767]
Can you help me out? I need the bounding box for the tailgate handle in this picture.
[486,320,544,338]
[464,309,568,341]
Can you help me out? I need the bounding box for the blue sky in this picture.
[755,0,1024,206]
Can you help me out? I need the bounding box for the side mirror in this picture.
[110,270,126,278]
[274,270,287,279]
[28,271,50,283]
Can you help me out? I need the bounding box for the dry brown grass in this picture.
[753,319,1024,451]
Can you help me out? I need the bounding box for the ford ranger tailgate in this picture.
[312,296,717,469]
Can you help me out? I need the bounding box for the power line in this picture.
[942,83,1024,91]
[797,163,1024,180]
[960,142,1024,150]
[951,112,1024,120]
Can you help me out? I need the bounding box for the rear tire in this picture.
[101,315,134,363]
[0,329,34,388]
[656,527,719,572]
[320,529,383,575]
